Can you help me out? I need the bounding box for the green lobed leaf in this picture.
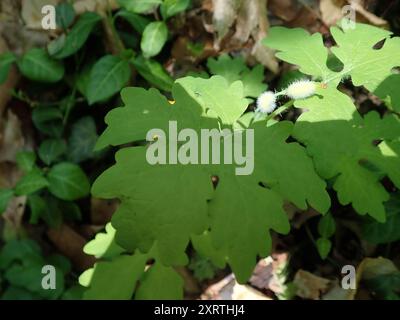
[293,85,400,222]
[206,54,267,99]
[92,76,330,282]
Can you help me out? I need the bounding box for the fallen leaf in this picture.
[293,269,331,299]
[0,110,25,163]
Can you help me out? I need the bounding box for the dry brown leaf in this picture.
[249,253,289,294]
[320,0,347,26]
[47,224,96,271]
[293,269,331,299]
[2,196,27,240]
[0,110,25,163]
[212,0,242,44]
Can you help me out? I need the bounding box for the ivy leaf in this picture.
[38,139,66,165]
[141,21,168,58]
[131,55,173,91]
[68,117,98,163]
[18,48,64,83]
[93,76,330,282]
[15,169,49,196]
[160,0,190,20]
[0,189,14,214]
[47,162,90,201]
[53,12,102,59]
[87,55,131,105]
[206,54,267,98]
[293,86,400,222]
[0,52,16,84]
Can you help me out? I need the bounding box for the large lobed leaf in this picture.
[92,76,330,282]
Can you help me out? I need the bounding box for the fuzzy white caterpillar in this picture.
[256,91,277,114]
[286,80,316,100]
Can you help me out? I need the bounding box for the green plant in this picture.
[82,20,400,299]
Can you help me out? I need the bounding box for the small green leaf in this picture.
[131,55,173,91]
[160,0,190,19]
[53,12,102,59]
[47,34,66,56]
[18,48,64,83]
[86,55,131,105]
[0,52,16,84]
[141,21,168,58]
[28,195,63,227]
[15,169,49,196]
[68,117,98,163]
[0,189,14,214]
[38,139,66,165]
[317,212,336,238]
[363,194,400,244]
[16,151,36,173]
[316,237,331,260]
[118,0,162,14]
[32,107,64,137]
[28,195,46,224]
[56,2,75,29]
[47,162,90,201]
[115,10,151,34]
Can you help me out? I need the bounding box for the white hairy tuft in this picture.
[286,80,316,100]
[256,91,277,114]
